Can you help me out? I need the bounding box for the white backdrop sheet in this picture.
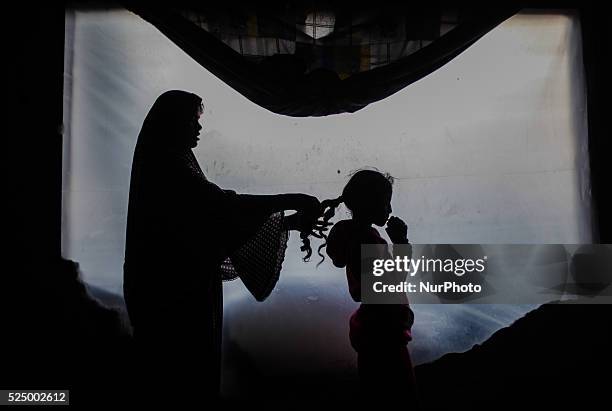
[62,9,591,388]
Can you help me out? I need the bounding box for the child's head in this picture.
[299,168,395,265]
[341,169,394,226]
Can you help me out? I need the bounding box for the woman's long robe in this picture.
[124,143,288,397]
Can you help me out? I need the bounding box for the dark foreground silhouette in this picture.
[415,301,612,410]
[4,255,611,408]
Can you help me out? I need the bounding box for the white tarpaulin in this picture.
[62,9,591,391]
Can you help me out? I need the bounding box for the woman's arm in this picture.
[172,150,320,217]
[235,193,321,217]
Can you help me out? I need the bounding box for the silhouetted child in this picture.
[306,169,417,402]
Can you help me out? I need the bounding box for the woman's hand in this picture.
[386,216,409,244]
[293,194,322,216]
[280,193,327,234]
[284,211,331,235]
[283,213,302,231]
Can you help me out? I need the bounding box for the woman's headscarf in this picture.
[136,90,202,151]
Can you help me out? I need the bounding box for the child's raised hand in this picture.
[386,216,409,244]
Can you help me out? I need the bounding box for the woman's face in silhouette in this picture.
[184,104,204,148]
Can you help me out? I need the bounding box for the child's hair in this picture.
[301,168,394,266]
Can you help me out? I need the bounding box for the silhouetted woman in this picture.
[123,90,320,400]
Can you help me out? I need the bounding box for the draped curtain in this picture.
[123,2,610,241]
[125,2,519,116]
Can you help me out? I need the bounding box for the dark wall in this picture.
[4,1,66,383]
[581,5,611,243]
[7,5,65,262]
[3,12,133,405]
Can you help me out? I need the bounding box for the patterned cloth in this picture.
[220,212,288,301]
[183,149,289,301]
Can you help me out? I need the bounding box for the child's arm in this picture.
[387,217,412,304]
[386,216,410,244]
[345,228,395,302]
[387,216,412,257]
